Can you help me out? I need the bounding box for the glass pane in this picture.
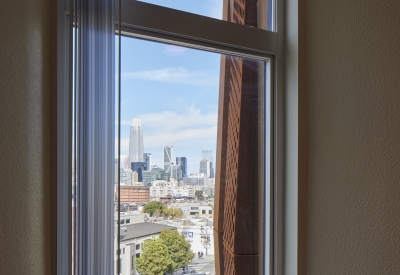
[138,0,275,31]
[115,37,270,274]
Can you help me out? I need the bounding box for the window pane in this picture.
[115,36,270,275]
[138,0,275,31]
[139,0,223,20]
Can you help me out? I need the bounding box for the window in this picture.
[64,0,280,274]
[116,3,276,274]
[209,210,212,214]
[202,210,206,214]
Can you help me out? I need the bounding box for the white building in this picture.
[167,219,214,256]
[115,211,146,226]
[183,174,207,186]
[199,159,211,178]
[115,222,177,275]
[168,203,213,219]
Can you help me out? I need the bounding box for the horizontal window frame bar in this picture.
[118,0,277,60]
[119,28,272,62]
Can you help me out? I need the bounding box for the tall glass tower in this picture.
[176,157,187,178]
[199,159,211,177]
[143,153,151,171]
[202,150,214,178]
[163,145,173,173]
[129,118,144,164]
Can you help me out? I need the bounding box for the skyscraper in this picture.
[202,150,214,178]
[170,164,182,180]
[176,157,188,178]
[143,153,151,171]
[163,145,173,173]
[129,118,144,165]
[131,162,147,182]
[199,159,211,177]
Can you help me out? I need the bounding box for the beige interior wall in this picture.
[306,0,400,273]
[0,0,56,274]
[1,0,400,274]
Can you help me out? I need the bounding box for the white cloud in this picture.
[121,67,218,87]
[116,106,218,170]
[145,125,217,148]
[139,105,216,132]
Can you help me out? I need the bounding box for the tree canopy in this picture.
[195,190,204,201]
[143,202,184,219]
[163,207,184,219]
[136,230,195,275]
[136,236,172,275]
[142,201,166,217]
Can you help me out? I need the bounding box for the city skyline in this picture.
[125,119,214,175]
[117,37,219,174]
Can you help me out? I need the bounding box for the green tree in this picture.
[163,207,184,219]
[142,201,166,217]
[136,230,195,275]
[136,238,172,275]
[195,190,204,201]
[159,230,195,274]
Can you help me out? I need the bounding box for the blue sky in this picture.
[117,2,222,173]
[139,0,222,19]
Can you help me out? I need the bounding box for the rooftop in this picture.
[119,222,176,241]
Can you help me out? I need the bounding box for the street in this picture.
[174,255,215,275]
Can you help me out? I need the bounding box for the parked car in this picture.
[182,270,196,274]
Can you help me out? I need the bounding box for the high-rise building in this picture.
[131,162,147,182]
[129,118,144,165]
[143,153,151,171]
[163,145,173,173]
[142,170,156,186]
[199,159,211,177]
[170,164,182,180]
[120,155,129,170]
[202,150,214,178]
[152,167,170,182]
[176,157,188,178]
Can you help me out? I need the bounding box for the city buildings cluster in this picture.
[115,118,215,204]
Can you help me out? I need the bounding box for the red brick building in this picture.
[116,185,150,204]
